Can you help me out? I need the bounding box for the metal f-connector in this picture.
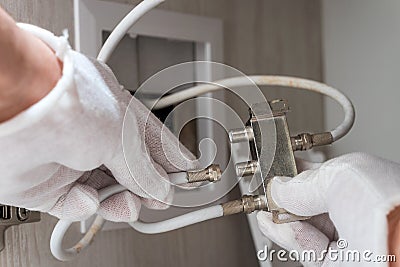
[186,164,222,183]
[291,132,333,151]
[221,195,268,216]
[235,161,259,177]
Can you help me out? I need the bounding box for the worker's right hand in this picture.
[257,153,400,266]
[0,23,198,222]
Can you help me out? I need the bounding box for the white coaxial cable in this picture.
[129,205,223,234]
[97,0,164,62]
[51,171,196,261]
[146,76,355,141]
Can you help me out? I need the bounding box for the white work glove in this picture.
[257,153,400,266]
[0,24,198,222]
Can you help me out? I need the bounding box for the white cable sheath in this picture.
[50,184,124,261]
[97,0,164,63]
[51,172,190,261]
[147,75,355,141]
[50,215,106,261]
[129,205,223,234]
[167,171,189,185]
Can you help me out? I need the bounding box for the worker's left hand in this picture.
[0,23,198,222]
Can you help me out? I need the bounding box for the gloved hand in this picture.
[0,24,198,222]
[257,153,400,266]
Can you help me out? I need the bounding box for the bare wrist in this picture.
[0,16,62,122]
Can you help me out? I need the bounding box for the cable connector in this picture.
[221,195,268,216]
[291,132,333,151]
[187,164,222,183]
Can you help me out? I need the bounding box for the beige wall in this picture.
[322,0,400,161]
[0,1,323,266]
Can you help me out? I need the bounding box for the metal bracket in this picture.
[0,205,40,252]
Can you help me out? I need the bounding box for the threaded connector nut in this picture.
[222,195,268,216]
[242,195,268,214]
[291,133,313,151]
